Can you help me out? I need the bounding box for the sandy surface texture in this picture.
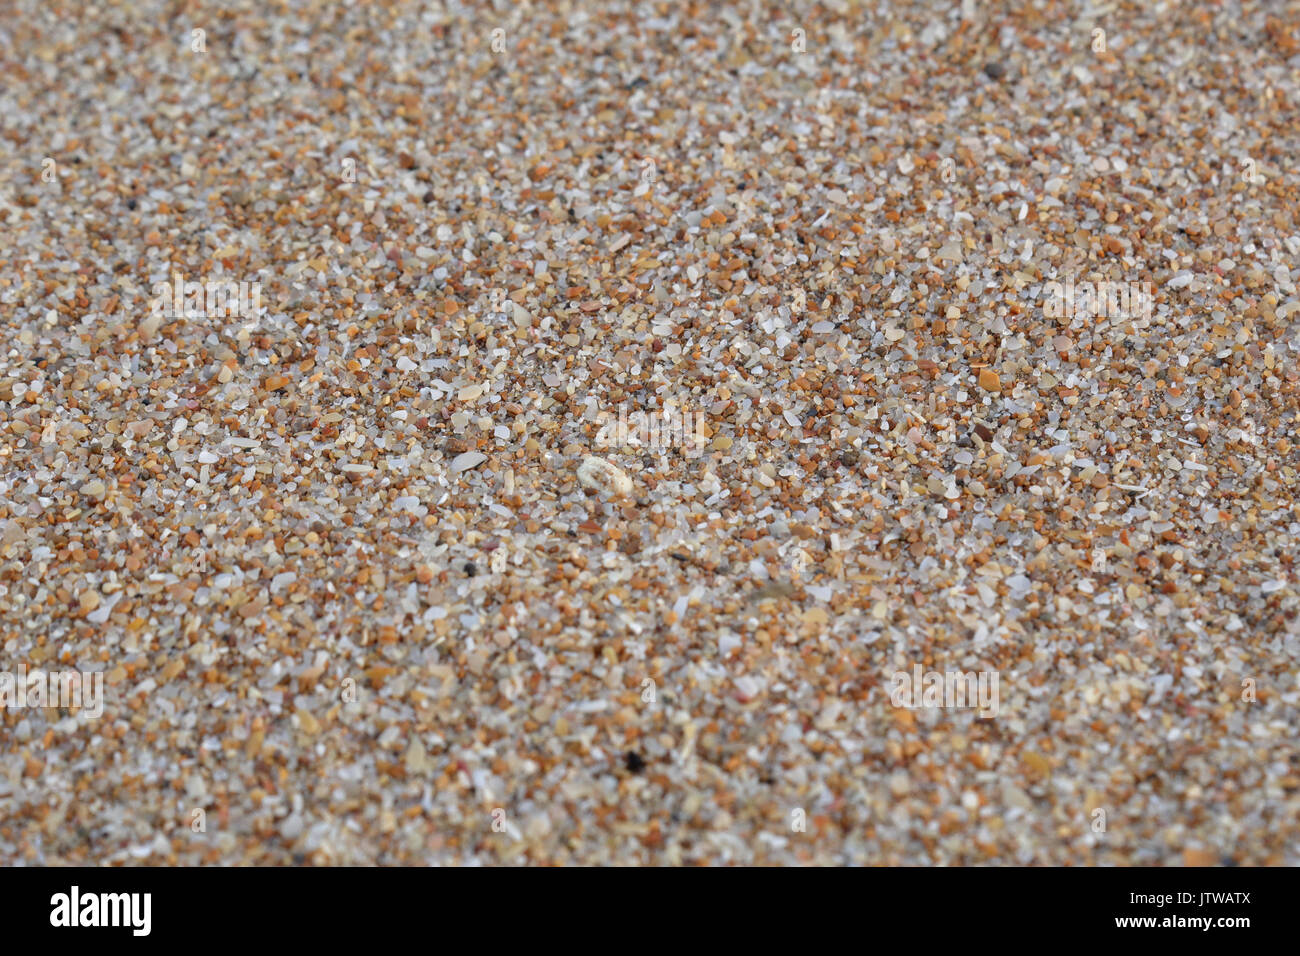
[1,0,1298,864]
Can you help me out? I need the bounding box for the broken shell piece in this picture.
[451,451,487,473]
[576,455,632,496]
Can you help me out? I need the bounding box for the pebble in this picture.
[576,456,633,496]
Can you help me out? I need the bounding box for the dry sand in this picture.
[1,0,1298,864]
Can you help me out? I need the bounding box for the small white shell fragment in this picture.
[139,312,163,339]
[451,451,487,473]
[576,455,632,495]
[80,479,106,499]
